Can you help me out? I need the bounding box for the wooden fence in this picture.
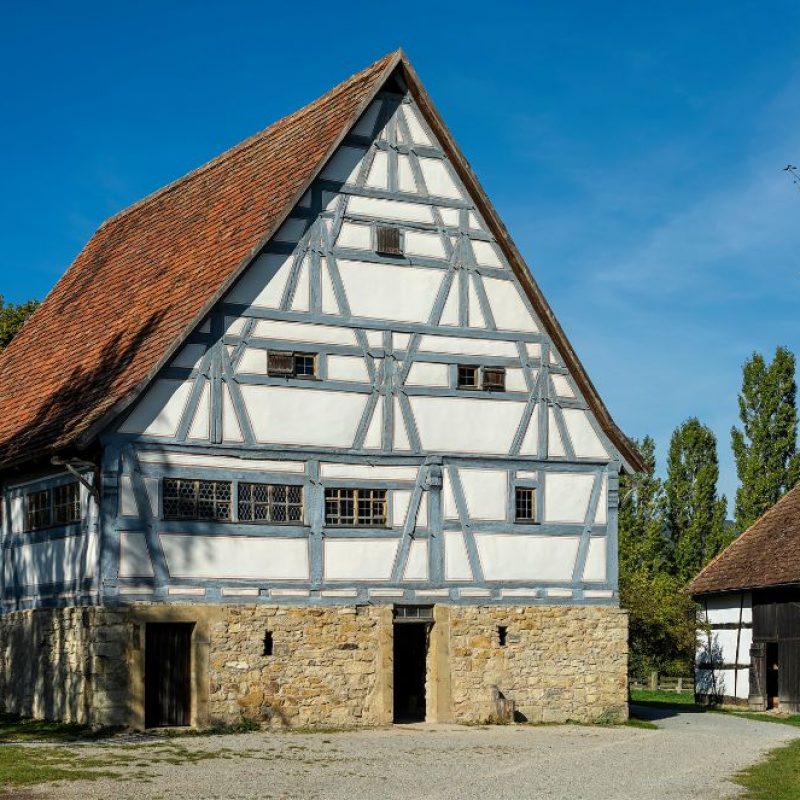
[629,673,694,693]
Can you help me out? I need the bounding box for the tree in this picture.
[618,436,667,575]
[731,347,800,532]
[665,418,730,583]
[0,295,39,351]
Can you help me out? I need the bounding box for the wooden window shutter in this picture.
[267,350,295,376]
[376,225,402,256]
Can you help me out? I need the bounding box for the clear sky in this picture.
[2,1,799,510]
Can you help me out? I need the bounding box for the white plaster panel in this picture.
[119,379,193,437]
[324,539,399,581]
[336,221,372,250]
[10,497,24,534]
[417,334,519,358]
[410,396,525,454]
[483,277,538,332]
[595,474,608,525]
[222,384,244,443]
[562,408,609,459]
[366,330,384,348]
[405,362,450,387]
[526,342,542,360]
[696,668,749,700]
[468,278,486,328]
[321,263,340,314]
[241,386,367,447]
[458,468,507,520]
[119,532,154,578]
[416,493,428,528]
[438,207,460,227]
[119,476,138,517]
[365,150,389,189]
[519,409,539,456]
[583,537,607,582]
[171,344,206,370]
[505,368,527,392]
[471,240,504,268]
[403,540,428,581]
[418,157,462,199]
[252,320,356,346]
[544,472,595,523]
[709,629,741,663]
[226,253,294,308]
[393,398,411,451]
[551,374,576,399]
[17,535,93,587]
[704,593,751,624]
[401,105,433,146]
[444,532,473,581]
[475,534,580,581]
[338,260,443,323]
[404,230,446,259]
[236,348,268,375]
[326,355,370,383]
[363,395,383,449]
[393,332,411,351]
[321,145,365,184]
[290,256,310,312]
[347,196,435,224]
[144,477,159,516]
[548,408,567,458]
[439,283,459,326]
[443,469,458,519]
[161,534,308,580]
[137,451,304,472]
[319,464,417,481]
[393,490,412,527]
[397,155,417,193]
[274,218,308,244]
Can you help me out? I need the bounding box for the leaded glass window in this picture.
[53,482,81,525]
[163,478,231,521]
[238,483,303,523]
[26,489,50,531]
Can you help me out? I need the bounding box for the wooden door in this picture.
[145,623,193,727]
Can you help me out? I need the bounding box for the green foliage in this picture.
[620,567,697,676]
[618,436,667,575]
[664,418,731,582]
[732,347,800,532]
[0,295,39,351]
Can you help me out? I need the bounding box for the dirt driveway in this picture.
[17,706,800,800]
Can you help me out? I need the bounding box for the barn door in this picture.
[145,623,193,727]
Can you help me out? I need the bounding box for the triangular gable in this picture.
[0,51,642,473]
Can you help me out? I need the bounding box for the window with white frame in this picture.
[24,481,82,532]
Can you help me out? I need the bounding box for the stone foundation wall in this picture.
[0,603,627,729]
[208,605,391,728]
[0,607,130,727]
[449,605,629,723]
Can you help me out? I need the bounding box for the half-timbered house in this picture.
[0,51,641,729]
[691,485,800,711]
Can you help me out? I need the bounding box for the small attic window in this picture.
[376,226,402,256]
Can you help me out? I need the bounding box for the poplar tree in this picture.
[618,436,666,575]
[665,418,729,583]
[0,295,39,351]
[731,347,800,532]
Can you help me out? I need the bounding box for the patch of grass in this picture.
[734,738,800,799]
[631,689,700,708]
[0,745,117,794]
[715,709,800,728]
[624,717,659,730]
[0,713,115,743]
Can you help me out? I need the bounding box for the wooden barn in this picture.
[0,51,641,729]
[690,485,800,711]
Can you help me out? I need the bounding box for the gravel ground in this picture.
[20,706,800,800]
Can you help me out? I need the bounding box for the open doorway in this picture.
[767,642,780,709]
[145,623,193,727]
[393,607,431,723]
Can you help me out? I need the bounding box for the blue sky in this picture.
[2,2,799,510]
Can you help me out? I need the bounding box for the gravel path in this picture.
[20,706,800,800]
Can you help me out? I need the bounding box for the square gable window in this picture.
[457,365,480,389]
[515,487,536,523]
[267,351,317,379]
[376,225,403,256]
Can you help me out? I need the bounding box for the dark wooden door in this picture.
[145,623,193,727]
[393,623,428,722]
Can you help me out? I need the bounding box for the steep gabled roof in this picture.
[0,50,644,473]
[689,484,800,596]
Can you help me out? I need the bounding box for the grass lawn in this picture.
[734,738,800,800]
[0,713,110,743]
[629,689,700,708]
